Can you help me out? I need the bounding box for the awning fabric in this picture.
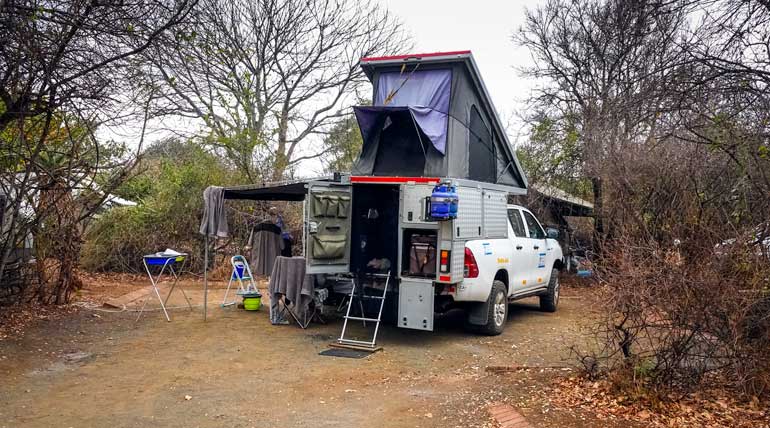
[199,182,307,238]
[222,182,307,201]
[374,69,451,154]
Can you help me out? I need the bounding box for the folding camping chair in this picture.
[268,256,325,329]
[273,289,326,329]
[222,255,260,307]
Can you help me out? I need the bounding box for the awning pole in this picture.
[203,234,209,321]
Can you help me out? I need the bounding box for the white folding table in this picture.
[137,253,192,321]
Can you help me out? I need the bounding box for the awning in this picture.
[222,181,308,201]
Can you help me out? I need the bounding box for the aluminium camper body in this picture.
[304,52,563,335]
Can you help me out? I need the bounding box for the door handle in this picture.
[533,245,540,250]
[516,245,523,250]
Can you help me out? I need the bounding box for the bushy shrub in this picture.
[81,140,242,272]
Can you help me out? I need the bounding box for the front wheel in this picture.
[478,280,508,335]
[539,268,560,312]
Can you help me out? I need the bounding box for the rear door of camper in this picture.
[306,181,353,273]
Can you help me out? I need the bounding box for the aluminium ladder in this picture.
[337,271,390,349]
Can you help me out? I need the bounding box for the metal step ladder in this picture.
[221,255,260,307]
[337,272,390,349]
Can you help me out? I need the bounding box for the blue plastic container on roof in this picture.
[430,183,458,220]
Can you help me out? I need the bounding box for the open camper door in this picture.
[305,181,353,274]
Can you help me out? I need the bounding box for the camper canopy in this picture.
[352,51,528,191]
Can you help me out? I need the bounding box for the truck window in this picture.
[522,211,545,239]
[507,209,526,237]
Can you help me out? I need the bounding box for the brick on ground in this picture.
[487,403,533,428]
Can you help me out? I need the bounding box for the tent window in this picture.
[468,105,496,182]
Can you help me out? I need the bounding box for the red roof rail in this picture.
[361,50,471,62]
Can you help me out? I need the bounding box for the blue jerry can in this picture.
[430,184,458,220]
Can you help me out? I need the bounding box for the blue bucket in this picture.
[232,263,246,280]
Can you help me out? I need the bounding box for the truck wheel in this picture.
[478,280,508,335]
[539,268,560,312]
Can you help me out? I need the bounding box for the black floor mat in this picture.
[318,348,370,359]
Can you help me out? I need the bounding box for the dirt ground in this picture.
[0,276,629,428]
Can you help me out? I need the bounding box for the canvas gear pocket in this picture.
[312,194,327,217]
[337,195,350,218]
[311,234,346,259]
[324,195,340,217]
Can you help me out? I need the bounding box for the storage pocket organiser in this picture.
[311,194,327,217]
[324,195,339,217]
[311,234,346,259]
[337,195,350,218]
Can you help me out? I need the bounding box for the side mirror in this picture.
[546,227,559,240]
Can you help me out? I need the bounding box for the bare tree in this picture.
[518,0,770,397]
[145,0,410,181]
[0,0,196,302]
[516,0,690,241]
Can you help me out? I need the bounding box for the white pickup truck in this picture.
[306,178,565,339]
[459,204,564,335]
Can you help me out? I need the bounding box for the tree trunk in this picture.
[273,108,290,181]
[592,176,605,252]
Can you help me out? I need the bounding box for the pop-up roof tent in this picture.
[352,51,528,191]
[198,51,530,320]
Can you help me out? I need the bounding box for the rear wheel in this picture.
[539,268,560,312]
[478,280,507,335]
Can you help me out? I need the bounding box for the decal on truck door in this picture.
[483,242,492,255]
[538,252,546,268]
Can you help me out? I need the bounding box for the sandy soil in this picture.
[0,277,627,428]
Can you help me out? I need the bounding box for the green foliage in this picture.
[517,115,591,198]
[323,116,363,173]
[81,139,242,272]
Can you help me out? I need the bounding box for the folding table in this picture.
[138,252,192,321]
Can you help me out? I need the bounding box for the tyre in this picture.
[478,280,508,335]
[539,268,560,312]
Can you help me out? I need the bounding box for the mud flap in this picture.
[467,299,490,326]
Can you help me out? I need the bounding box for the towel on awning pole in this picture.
[199,186,229,238]
[199,185,228,322]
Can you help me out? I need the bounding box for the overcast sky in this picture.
[381,0,542,142]
[123,0,544,177]
[296,0,543,175]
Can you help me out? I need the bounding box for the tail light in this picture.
[464,247,479,278]
[439,250,450,273]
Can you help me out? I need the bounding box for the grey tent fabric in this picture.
[268,256,314,321]
[199,186,228,237]
[354,52,528,191]
[352,106,431,176]
[375,69,451,154]
[250,223,283,276]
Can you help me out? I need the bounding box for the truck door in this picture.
[305,181,353,274]
[521,210,549,289]
[507,208,531,292]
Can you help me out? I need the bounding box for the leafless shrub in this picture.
[519,0,770,399]
[592,236,770,398]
